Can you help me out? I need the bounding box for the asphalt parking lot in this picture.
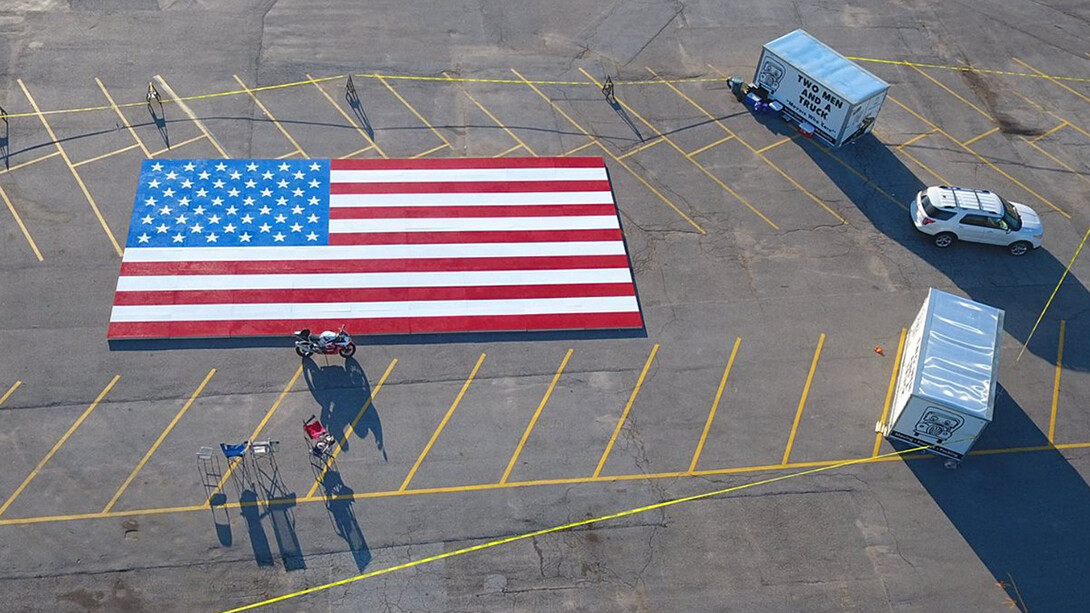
[2,1,1090,611]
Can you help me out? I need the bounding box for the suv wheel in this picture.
[1009,241,1031,256]
[933,232,956,248]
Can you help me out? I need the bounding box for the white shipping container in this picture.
[755,30,889,147]
[879,289,1004,466]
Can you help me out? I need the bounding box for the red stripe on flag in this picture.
[329,229,622,245]
[119,255,632,276]
[107,311,644,339]
[329,180,612,194]
[330,204,618,219]
[113,283,636,306]
[330,157,605,170]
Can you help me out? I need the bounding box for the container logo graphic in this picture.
[914,408,964,443]
[757,59,785,92]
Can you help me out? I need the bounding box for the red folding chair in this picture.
[304,415,336,456]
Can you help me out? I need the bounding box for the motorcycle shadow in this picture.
[301,356,385,460]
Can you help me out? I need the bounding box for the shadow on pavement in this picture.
[303,356,385,461]
[254,452,306,571]
[901,385,1090,611]
[775,122,1089,371]
[320,471,372,572]
[238,489,273,567]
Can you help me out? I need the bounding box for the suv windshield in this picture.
[1000,197,1022,231]
[921,194,955,220]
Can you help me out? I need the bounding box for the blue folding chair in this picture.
[221,441,248,459]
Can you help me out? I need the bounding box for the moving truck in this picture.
[755,29,889,147]
[877,289,1003,468]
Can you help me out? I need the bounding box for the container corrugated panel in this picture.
[918,289,1004,421]
[764,29,888,104]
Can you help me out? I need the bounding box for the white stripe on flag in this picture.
[329,191,615,208]
[116,268,635,291]
[329,216,619,233]
[120,242,628,262]
[330,167,608,183]
[110,296,641,322]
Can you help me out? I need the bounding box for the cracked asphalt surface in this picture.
[2,0,1090,611]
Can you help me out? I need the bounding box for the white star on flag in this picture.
[247,162,258,171]
[172,233,184,243]
[138,233,150,243]
[184,162,196,172]
[240,232,252,242]
[215,162,227,171]
[279,163,290,172]
[151,162,163,172]
[273,232,286,242]
[166,171,178,180]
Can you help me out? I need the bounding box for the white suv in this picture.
[911,186,1043,256]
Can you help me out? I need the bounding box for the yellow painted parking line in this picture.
[811,136,908,210]
[208,366,302,504]
[618,136,666,159]
[512,68,707,234]
[888,95,1070,218]
[1013,57,1090,105]
[1049,320,1065,444]
[894,144,950,185]
[275,150,302,159]
[376,74,454,152]
[873,328,907,457]
[593,344,659,479]
[686,134,735,158]
[493,144,525,158]
[400,353,486,492]
[909,65,994,121]
[1029,122,1068,144]
[1017,135,1088,186]
[19,79,125,257]
[754,136,795,154]
[689,337,741,472]
[562,141,598,157]
[337,142,377,157]
[896,129,938,149]
[669,66,847,224]
[1018,224,1090,361]
[782,334,825,465]
[961,126,1000,147]
[307,74,388,159]
[0,381,21,407]
[1010,88,1090,145]
[846,56,1090,84]
[409,142,452,159]
[95,77,151,157]
[154,75,230,158]
[445,72,538,157]
[234,74,310,159]
[307,359,398,499]
[102,369,216,513]
[72,143,142,168]
[580,68,780,230]
[0,181,44,261]
[0,151,61,176]
[501,349,573,484]
[219,444,932,613]
[149,134,210,158]
[0,375,119,519]
[7,438,1090,528]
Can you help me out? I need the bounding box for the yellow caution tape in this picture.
[219,443,931,613]
[847,57,1090,84]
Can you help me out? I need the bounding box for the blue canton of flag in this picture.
[126,159,331,248]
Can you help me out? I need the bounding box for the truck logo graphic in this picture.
[913,408,964,443]
[757,59,785,92]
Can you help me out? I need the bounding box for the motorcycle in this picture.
[293,326,356,358]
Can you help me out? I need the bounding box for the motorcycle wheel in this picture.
[296,345,312,357]
[339,343,356,358]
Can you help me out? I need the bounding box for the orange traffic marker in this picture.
[874,346,884,355]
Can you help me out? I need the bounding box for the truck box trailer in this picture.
[754,29,889,147]
[878,289,1004,467]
